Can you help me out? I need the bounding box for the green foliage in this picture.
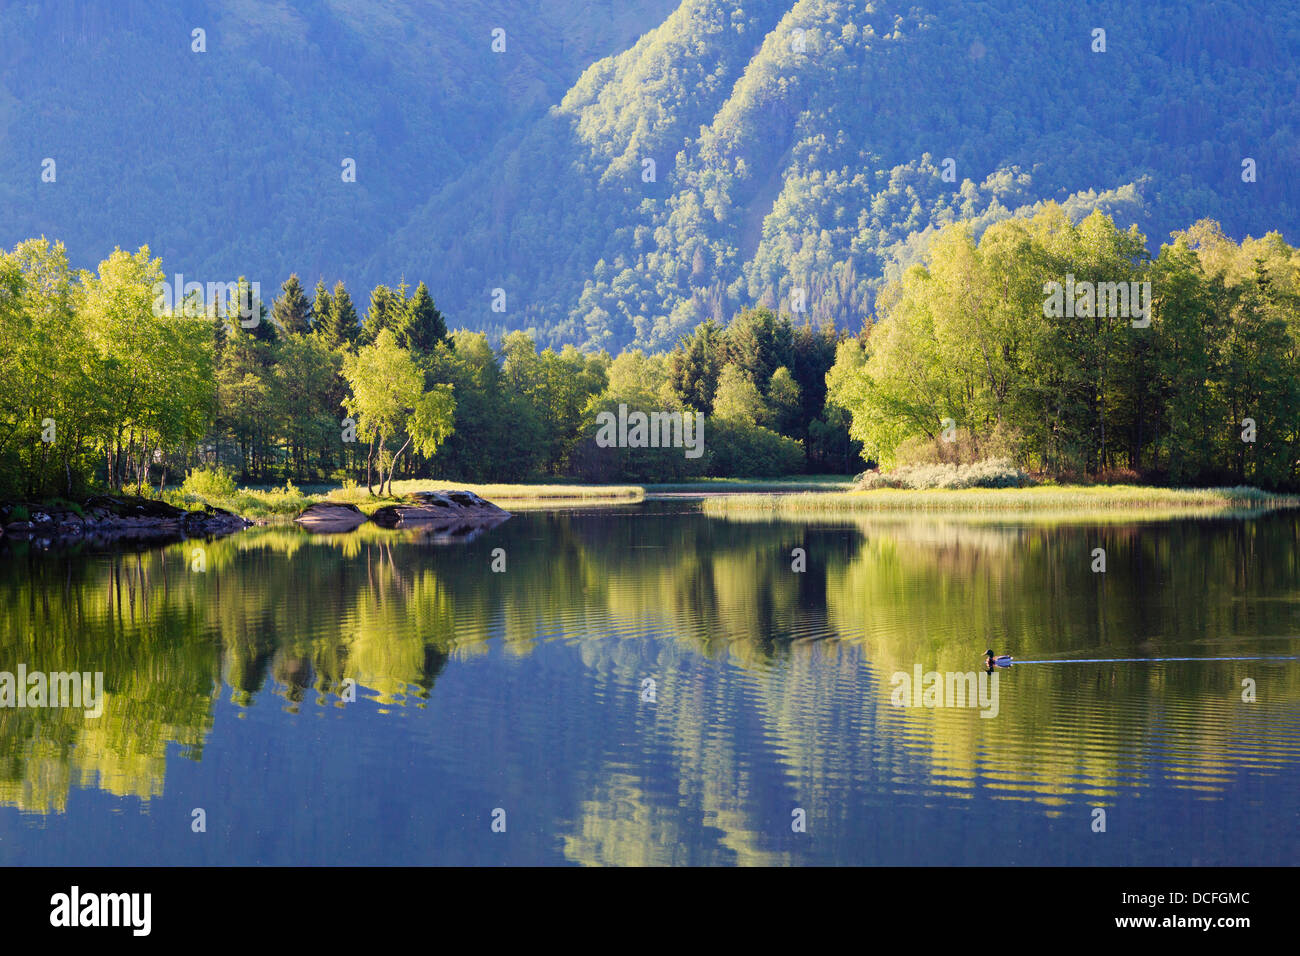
[360,0,1294,353]
[0,0,676,354]
[856,459,1033,490]
[318,281,360,350]
[828,207,1300,488]
[2,2,1294,355]
[342,329,456,495]
[272,275,313,336]
[0,239,214,499]
[706,419,805,477]
[667,318,726,412]
[767,366,801,433]
[712,366,768,425]
[182,466,238,500]
[400,282,449,355]
[7,206,1296,498]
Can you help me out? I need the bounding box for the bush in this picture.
[181,466,238,500]
[326,479,369,504]
[10,505,30,522]
[856,458,1033,490]
[895,422,1027,467]
[258,480,308,512]
[707,420,805,477]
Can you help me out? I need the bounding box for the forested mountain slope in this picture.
[0,0,677,295]
[2,0,1295,351]
[382,0,1298,349]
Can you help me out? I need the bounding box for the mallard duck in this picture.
[984,649,1013,667]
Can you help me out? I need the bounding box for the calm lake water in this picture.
[1,500,1298,865]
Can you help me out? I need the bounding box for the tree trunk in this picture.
[365,432,378,496]
[386,436,413,497]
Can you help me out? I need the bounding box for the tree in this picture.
[81,247,165,490]
[397,281,449,356]
[767,366,801,434]
[0,239,95,497]
[668,318,726,412]
[272,274,313,335]
[500,331,607,473]
[725,307,793,389]
[312,279,332,335]
[316,280,359,350]
[425,331,540,480]
[341,329,455,496]
[712,366,768,425]
[359,283,400,347]
[273,334,342,479]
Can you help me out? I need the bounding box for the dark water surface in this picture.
[1,501,1298,865]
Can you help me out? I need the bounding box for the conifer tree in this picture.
[311,279,332,338]
[397,281,448,356]
[273,274,312,335]
[317,280,359,349]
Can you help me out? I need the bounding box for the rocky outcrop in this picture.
[0,495,250,546]
[295,490,510,534]
[368,490,508,528]
[293,501,367,532]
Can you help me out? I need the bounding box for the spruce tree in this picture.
[325,280,360,349]
[311,279,332,339]
[399,281,448,356]
[273,274,312,335]
[359,283,397,347]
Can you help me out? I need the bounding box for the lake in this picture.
[1,500,1297,865]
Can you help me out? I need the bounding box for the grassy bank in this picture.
[701,484,1300,521]
[168,479,645,520]
[644,475,855,494]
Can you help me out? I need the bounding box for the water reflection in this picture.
[0,505,1297,864]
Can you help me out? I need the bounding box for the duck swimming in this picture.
[984,649,1013,667]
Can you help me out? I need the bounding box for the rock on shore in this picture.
[295,490,511,534]
[292,501,367,532]
[0,495,250,544]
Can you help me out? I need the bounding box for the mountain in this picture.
[0,0,677,292]
[3,0,1297,351]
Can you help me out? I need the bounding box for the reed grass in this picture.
[645,475,855,494]
[701,484,1300,519]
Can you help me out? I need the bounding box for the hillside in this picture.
[3,0,1297,351]
[0,0,676,294]
[379,0,1299,349]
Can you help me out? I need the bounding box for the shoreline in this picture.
[0,495,251,546]
[700,484,1300,520]
[8,482,1298,548]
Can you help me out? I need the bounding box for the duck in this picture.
[984,648,1013,667]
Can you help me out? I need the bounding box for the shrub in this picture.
[262,480,308,511]
[708,420,805,477]
[181,466,238,500]
[327,479,369,504]
[895,422,1027,467]
[856,458,1033,490]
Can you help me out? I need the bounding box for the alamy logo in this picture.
[0,664,104,717]
[595,403,704,459]
[152,273,261,326]
[50,886,151,936]
[890,665,1000,718]
[1043,274,1151,327]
